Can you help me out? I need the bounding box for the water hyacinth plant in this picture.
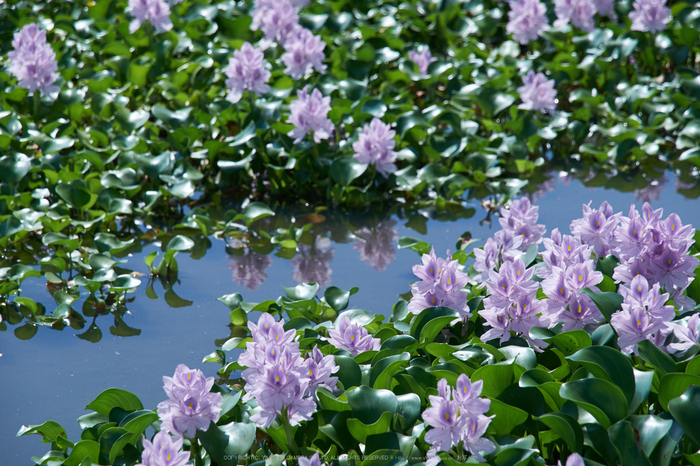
[21,195,700,466]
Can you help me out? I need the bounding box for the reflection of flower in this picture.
[291,236,334,286]
[229,250,273,290]
[353,219,398,271]
[635,176,666,203]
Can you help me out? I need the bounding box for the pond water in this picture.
[4,171,700,463]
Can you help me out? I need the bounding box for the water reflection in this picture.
[353,219,398,271]
[229,249,273,290]
[635,176,666,202]
[291,236,334,287]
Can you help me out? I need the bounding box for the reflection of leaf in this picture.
[77,323,102,343]
[14,323,38,340]
[110,315,141,337]
[164,286,193,308]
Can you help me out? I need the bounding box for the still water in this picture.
[3,172,699,464]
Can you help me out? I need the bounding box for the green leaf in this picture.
[216,293,242,311]
[486,399,528,436]
[317,387,352,411]
[347,410,392,443]
[17,421,67,442]
[669,385,700,447]
[63,440,100,466]
[410,306,459,343]
[535,412,583,453]
[243,202,274,226]
[628,415,673,457]
[330,158,368,187]
[85,388,143,416]
[370,352,410,389]
[580,288,623,320]
[197,421,256,466]
[119,410,158,444]
[637,340,677,376]
[608,420,653,466]
[55,179,97,210]
[283,282,319,300]
[229,121,256,147]
[658,373,700,411]
[335,355,363,389]
[471,364,514,398]
[346,386,398,424]
[325,286,352,312]
[166,235,195,252]
[567,345,636,405]
[559,378,628,428]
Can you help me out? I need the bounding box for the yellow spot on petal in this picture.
[672,224,675,231]
[637,319,642,326]
[350,334,355,341]
[568,246,571,251]
[448,278,451,284]
[445,413,450,420]
[309,369,313,376]
[638,286,642,292]
[578,275,583,281]
[189,402,193,409]
[517,269,521,276]
[265,323,269,329]
[167,454,171,460]
[276,376,280,382]
[188,374,191,380]
[523,304,527,310]
[502,284,506,290]
[596,221,600,227]
[668,258,672,264]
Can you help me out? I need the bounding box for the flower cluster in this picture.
[156,364,223,439]
[554,0,597,31]
[224,42,271,104]
[281,27,327,79]
[251,0,301,44]
[481,258,551,348]
[630,0,671,33]
[517,71,557,114]
[506,0,550,44]
[474,198,545,282]
[409,48,436,75]
[353,219,398,271]
[423,375,495,464]
[240,313,338,427]
[127,0,173,33]
[288,86,334,144]
[611,203,698,310]
[137,431,190,466]
[539,229,605,330]
[570,201,620,258]
[408,248,471,317]
[610,275,675,354]
[328,315,380,355]
[8,24,59,96]
[670,313,700,354]
[352,118,398,177]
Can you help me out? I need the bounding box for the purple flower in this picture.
[352,118,398,177]
[554,0,597,31]
[288,86,334,143]
[353,219,398,271]
[423,376,495,462]
[299,452,326,466]
[137,431,189,466]
[558,453,585,466]
[127,0,173,33]
[506,0,550,44]
[229,250,273,290]
[474,238,500,282]
[224,42,270,104]
[281,28,327,79]
[570,201,620,257]
[630,0,671,33]
[251,0,300,44]
[669,313,700,354]
[594,0,617,19]
[518,71,557,114]
[291,236,334,287]
[409,48,437,75]
[7,24,59,96]
[409,248,470,317]
[304,346,339,392]
[157,365,223,438]
[328,315,380,356]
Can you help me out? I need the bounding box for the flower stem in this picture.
[280,409,301,456]
[33,92,41,119]
[190,437,204,466]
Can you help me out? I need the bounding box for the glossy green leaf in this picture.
[197,421,256,466]
[535,412,583,453]
[559,378,628,428]
[85,389,143,416]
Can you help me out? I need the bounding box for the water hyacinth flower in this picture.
[281,28,327,79]
[408,248,471,317]
[594,0,617,19]
[127,0,173,33]
[224,42,270,104]
[352,118,398,177]
[570,200,620,258]
[299,452,326,466]
[157,364,223,438]
[517,71,557,114]
[558,453,585,466]
[409,47,437,75]
[554,0,597,31]
[240,313,338,427]
[137,431,189,466]
[328,315,380,355]
[288,86,334,143]
[8,24,59,96]
[251,0,301,44]
[506,0,550,44]
[630,0,671,33]
[423,375,495,463]
[353,219,398,271]
[669,313,700,354]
